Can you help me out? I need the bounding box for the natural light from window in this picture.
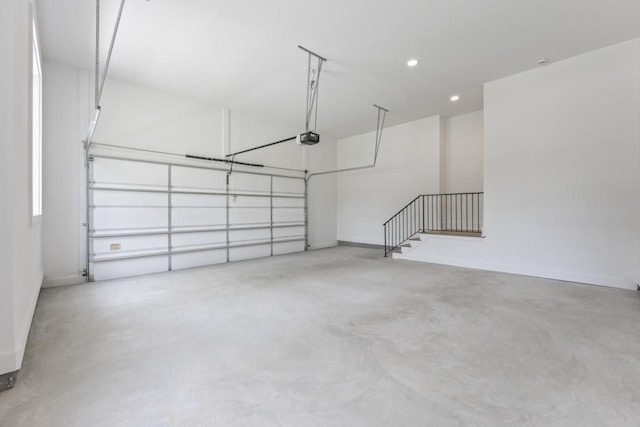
[32,20,42,218]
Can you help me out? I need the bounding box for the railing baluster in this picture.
[477,193,480,233]
[428,196,431,231]
[466,193,469,232]
[433,195,435,230]
[428,196,431,230]
[426,196,429,231]
[421,196,424,232]
[383,223,387,255]
[395,218,398,249]
[441,194,444,231]
[405,209,408,240]
[447,194,450,231]
[437,195,440,231]
[410,202,413,237]
[408,202,411,238]
[472,193,475,232]
[474,195,480,231]
[455,194,458,232]
[459,194,462,232]
[448,195,451,232]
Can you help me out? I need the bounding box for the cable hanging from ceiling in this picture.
[84,0,127,150]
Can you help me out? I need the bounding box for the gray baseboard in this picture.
[0,371,18,393]
[338,240,385,250]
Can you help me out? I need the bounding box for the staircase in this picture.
[383,193,484,257]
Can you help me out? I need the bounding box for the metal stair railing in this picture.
[383,192,484,256]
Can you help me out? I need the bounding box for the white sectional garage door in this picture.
[88,156,306,281]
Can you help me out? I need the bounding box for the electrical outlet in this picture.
[110,243,121,251]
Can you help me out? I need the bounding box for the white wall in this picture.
[95,77,223,157]
[442,111,484,193]
[0,0,17,376]
[42,60,337,285]
[336,116,442,245]
[400,39,640,290]
[0,0,43,375]
[307,138,337,249]
[41,61,85,286]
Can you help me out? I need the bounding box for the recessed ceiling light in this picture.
[538,58,549,65]
[407,58,419,67]
[450,95,460,102]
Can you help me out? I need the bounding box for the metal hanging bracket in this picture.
[299,45,326,133]
[225,45,327,158]
[306,104,389,182]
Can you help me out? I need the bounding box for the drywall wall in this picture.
[442,111,484,193]
[336,116,442,246]
[307,137,338,249]
[41,60,337,285]
[94,76,223,157]
[399,39,640,289]
[0,0,43,375]
[0,0,17,375]
[41,61,84,286]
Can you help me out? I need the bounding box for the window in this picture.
[32,19,42,218]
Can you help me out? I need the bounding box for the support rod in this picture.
[225,136,296,158]
[84,0,127,150]
[306,105,389,182]
[94,0,100,109]
[299,45,326,133]
[186,154,263,168]
[83,108,101,147]
[297,45,327,62]
[97,0,127,104]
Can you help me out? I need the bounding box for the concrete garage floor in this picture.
[1,247,639,426]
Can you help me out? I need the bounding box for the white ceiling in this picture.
[37,0,640,139]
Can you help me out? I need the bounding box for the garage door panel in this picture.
[94,207,168,230]
[92,256,169,281]
[89,157,306,281]
[172,249,227,270]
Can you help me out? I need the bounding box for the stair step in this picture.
[422,231,482,237]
